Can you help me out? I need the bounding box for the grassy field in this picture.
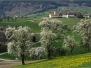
[14,53,91,68]
[1,16,91,68]
[0,17,80,32]
[0,53,15,60]
[0,17,42,32]
[58,18,80,27]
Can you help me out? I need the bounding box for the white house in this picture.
[62,12,76,18]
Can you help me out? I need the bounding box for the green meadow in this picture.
[0,17,80,32]
[14,53,91,68]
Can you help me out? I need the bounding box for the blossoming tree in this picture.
[40,28,56,59]
[75,19,91,51]
[63,36,77,54]
[6,26,34,65]
[39,19,62,59]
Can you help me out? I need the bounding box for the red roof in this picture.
[63,12,81,15]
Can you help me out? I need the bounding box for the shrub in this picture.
[29,47,46,60]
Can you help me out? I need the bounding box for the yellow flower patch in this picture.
[15,53,91,68]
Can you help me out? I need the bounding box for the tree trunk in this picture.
[86,45,89,52]
[47,46,51,59]
[71,47,74,54]
[48,48,51,59]
[21,54,25,65]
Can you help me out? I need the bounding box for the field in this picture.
[0,53,15,60]
[1,16,91,68]
[0,17,80,32]
[14,53,91,68]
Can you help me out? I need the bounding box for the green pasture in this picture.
[1,16,91,68]
[0,53,15,60]
[0,17,81,32]
[14,53,91,68]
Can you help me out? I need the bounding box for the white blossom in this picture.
[63,36,77,53]
[29,47,46,59]
[39,19,62,31]
[6,26,34,65]
[74,19,91,51]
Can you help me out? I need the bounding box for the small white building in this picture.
[62,12,76,18]
[62,14,69,18]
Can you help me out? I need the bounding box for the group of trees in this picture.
[6,26,45,65]
[5,18,91,65]
[0,16,17,23]
[74,19,91,52]
[39,19,62,59]
[6,16,17,22]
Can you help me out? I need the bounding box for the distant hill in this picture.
[0,0,91,17]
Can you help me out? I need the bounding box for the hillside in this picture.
[0,1,58,17]
[15,53,91,68]
[0,0,91,17]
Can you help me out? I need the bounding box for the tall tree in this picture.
[75,19,91,52]
[39,19,63,39]
[40,28,56,59]
[6,26,33,65]
[39,19,62,31]
[39,19,62,59]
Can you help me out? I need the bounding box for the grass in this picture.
[58,18,81,27]
[79,62,91,68]
[0,17,81,32]
[0,53,15,60]
[0,16,90,68]
[0,18,41,32]
[14,53,91,68]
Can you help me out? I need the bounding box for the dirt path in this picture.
[0,60,21,68]
[0,59,46,68]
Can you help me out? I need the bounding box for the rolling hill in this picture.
[0,0,91,17]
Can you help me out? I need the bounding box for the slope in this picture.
[14,53,91,68]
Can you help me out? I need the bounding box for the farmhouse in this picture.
[49,11,83,18]
[62,12,83,18]
[49,11,61,18]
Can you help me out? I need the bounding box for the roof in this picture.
[62,12,81,15]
